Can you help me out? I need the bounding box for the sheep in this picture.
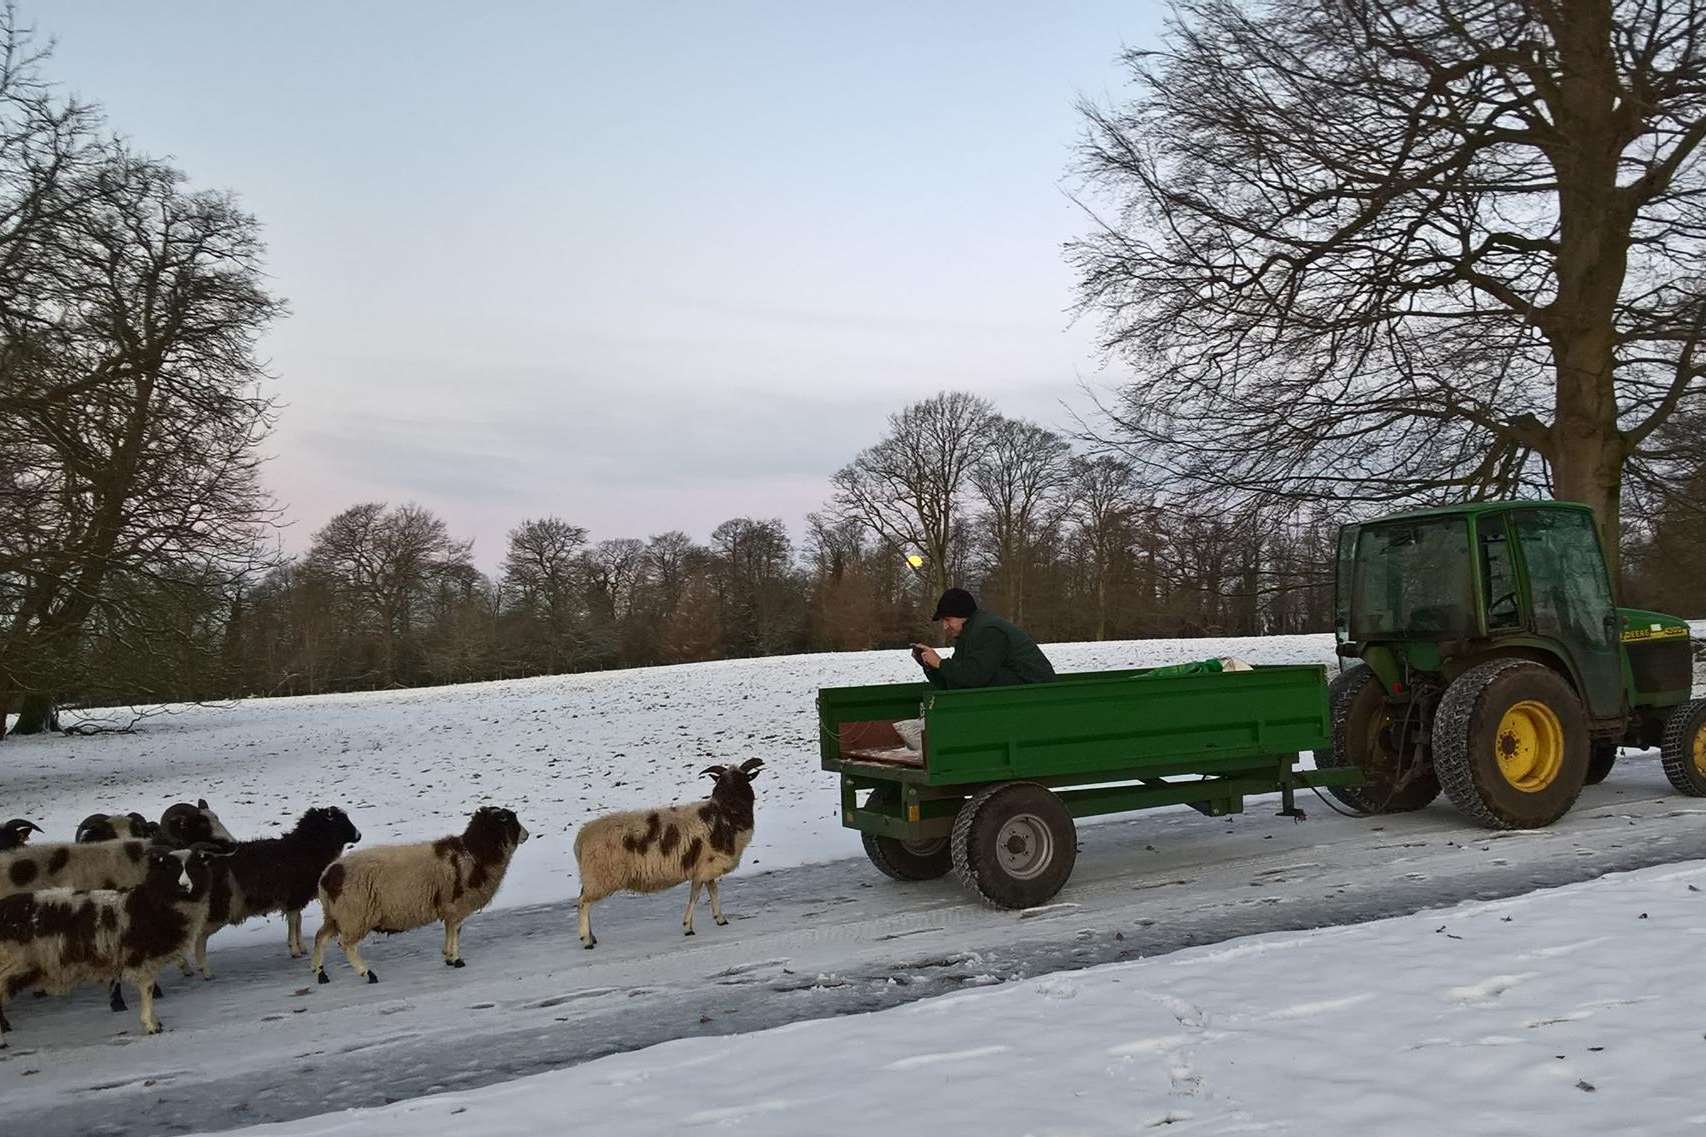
[0,820,42,853]
[0,844,228,1043]
[573,758,764,949]
[0,800,236,898]
[188,806,361,977]
[311,806,528,984]
[75,812,160,843]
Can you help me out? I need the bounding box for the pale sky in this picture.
[35,1,1165,566]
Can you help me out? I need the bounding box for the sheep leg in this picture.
[312,921,336,983]
[577,893,597,949]
[340,934,378,984]
[134,973,161,1035]
[707,878,728,926]
[683,880,702,936]
[286,909,304,957]
[442,919,466,967]
[109,979,127,1013]
[195,931,214,979]
[178,951,195,978]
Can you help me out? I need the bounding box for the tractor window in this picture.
[1334,524,1360,640]
[1350,517,1472,639]
[1479,517,1521,632]
[1512,510,1615,649]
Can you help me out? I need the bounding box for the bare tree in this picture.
[1071,0,1706,581]
[971,417,1074,622]
[0,18,283,734]
[830,392,994,597]
[500,517,588,673]
[1069,456,1140,640]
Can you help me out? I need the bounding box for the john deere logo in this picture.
[1622,625,1688,644]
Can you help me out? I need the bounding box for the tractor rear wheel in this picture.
[1434,659,1589,829]
[1318,665,1440,813]
[1584,741,1617,786]
[951,782,1076,909]
[1660,700,1706,797]
[860,786,954,881]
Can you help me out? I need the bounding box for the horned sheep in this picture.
[312,806,528,984]
[0,820,42,853]
[0,801,236,898]
[0,845,228,1043]
[75,812,160,843]
[573,758,764,949]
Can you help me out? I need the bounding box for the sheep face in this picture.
[142,845,226,901]
[298,807,362,847]
[466,807,528,856]
[159,801,237,853]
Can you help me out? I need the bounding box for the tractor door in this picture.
[1511,509,1623,718]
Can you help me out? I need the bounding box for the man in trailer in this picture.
[893,588,1056,751]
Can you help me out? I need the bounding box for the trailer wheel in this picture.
[951,782,1076,910]
[1660,700,1706,797]
[860,787,954,881]
[1584,741,1617,786]
[1319,665,1440,813]
[1433,659,1588,829]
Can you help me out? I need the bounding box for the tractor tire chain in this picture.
[950,782,1017,907]
[1433,658,1585,830]
[1659,699,1706,797]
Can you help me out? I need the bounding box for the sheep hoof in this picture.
[582,940,596,950]
[451,959,466,968]
[683,928,695,937]
[146,1021,163,1035]
[715,917,728,926]
[366,971,379,984]
[316,968,329,985]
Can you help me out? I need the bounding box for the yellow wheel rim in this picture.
[1495,700,1564,793]
[1693,724,1706,779]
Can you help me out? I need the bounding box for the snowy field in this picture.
[0,632,1346,946]
[200,860,1706,1137]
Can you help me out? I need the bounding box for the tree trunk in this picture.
[11,691,58,736]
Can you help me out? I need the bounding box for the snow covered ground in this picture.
[1,626,1701,1136]
[201,859,1706,1137]
[0,632,1345,946]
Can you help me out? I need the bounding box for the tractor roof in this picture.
[1359,499,1593,526]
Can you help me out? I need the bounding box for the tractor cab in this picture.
[1327,500,1701,829]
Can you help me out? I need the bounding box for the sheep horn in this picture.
[699,765,726,778]
[737,758,765,774]
[5,819,41,834]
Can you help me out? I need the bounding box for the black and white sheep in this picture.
[311,806,528,984]
[75,812,160,843]
[0,820,42,853]
[189,806,361,977]
[573,759,763,948]
[0,845,228,1043]
[0,801,236,898]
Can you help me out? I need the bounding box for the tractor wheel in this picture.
[1660,700,1706,797]
[1584,741,1618,786]
[1433,659,1589,829]
[1318,665,1440,813]
[860,788,954,881]
[951,782,1077,910]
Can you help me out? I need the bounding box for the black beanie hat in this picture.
[931,588,977,621]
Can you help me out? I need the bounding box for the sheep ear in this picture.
[197,799,209,810]
[699,765,725,779]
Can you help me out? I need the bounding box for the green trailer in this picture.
[819,662,1358,908]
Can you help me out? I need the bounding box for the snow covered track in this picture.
[5,756,1706,1137]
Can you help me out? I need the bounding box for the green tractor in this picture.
[1327,500,1702,828]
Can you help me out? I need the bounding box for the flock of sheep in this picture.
[0,757,766,1046]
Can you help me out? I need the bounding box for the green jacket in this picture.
[921,609,1057,690]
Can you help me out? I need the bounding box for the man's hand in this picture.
[912,643,943,669]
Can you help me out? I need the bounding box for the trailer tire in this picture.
[1584,741,1617,786]
[1434,659,1588,829]
[860,787,954,881]
[1660,700,1706,797]
[1319,665,1440,813]
[951,782,1076,910]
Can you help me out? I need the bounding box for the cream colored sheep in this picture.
[574,759,763,948]
[311,807,528,984]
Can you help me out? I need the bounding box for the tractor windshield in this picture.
[1350,517,1473,639]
